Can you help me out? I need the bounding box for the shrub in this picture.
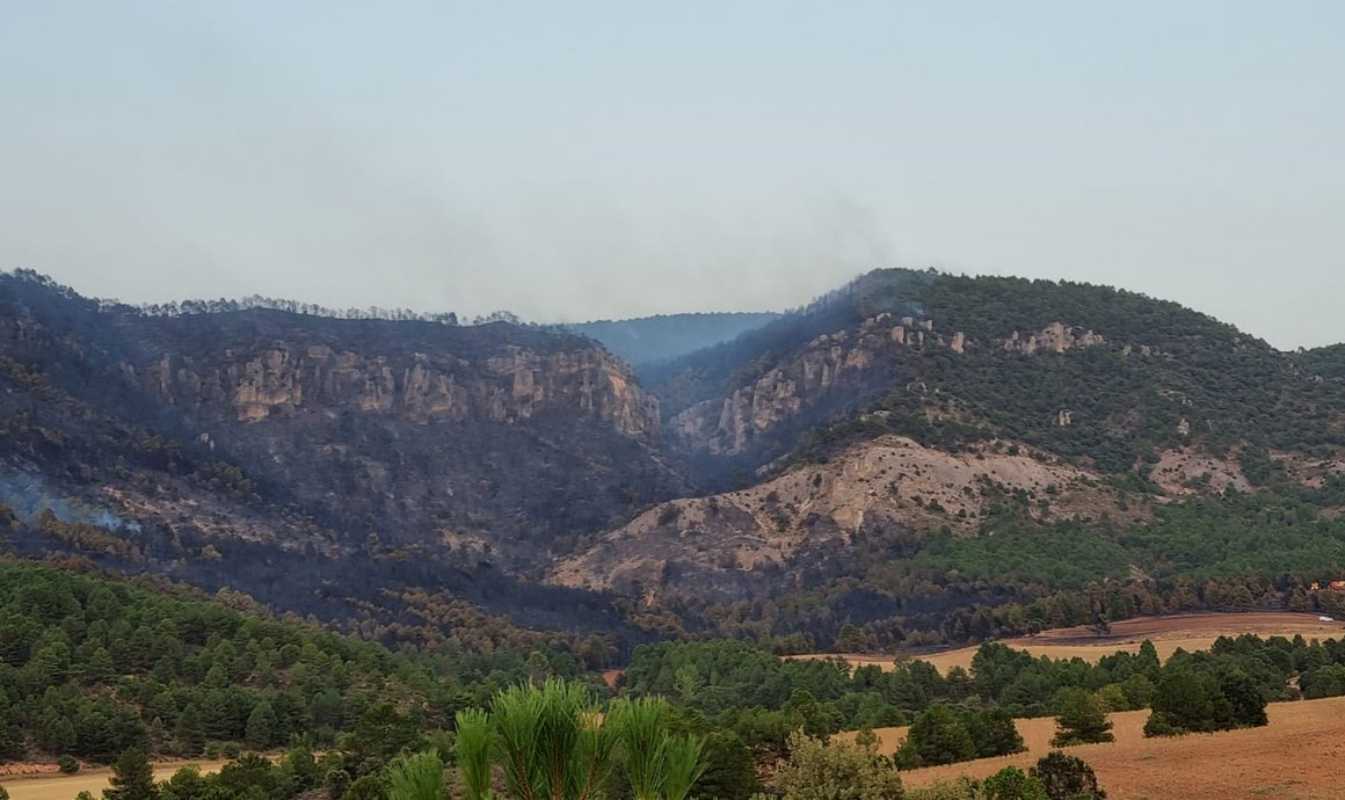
[965,708,1026,759]
[895,706,975,768]
[903,779,976,800]
[1093,684,1129,713]
[767,731,904,800]
[58,755,81,774]
[980,767,1048,800]
[1030,752,1106,800]
[326,769,352,800]
[342,774,387,800]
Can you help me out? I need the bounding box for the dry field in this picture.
[0,761,230,800]
[835,696,1345,800]
[789,612,1345,674]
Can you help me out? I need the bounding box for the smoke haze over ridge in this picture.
[2,2,1342,348]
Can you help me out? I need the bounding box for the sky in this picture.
[2,2,1342,348]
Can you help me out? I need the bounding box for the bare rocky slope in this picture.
[551,434,1144,601]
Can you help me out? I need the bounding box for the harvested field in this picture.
[789,612,1345,674]
[836,696,1345,800]
[1,761,230,800]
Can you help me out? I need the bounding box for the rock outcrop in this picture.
[1001,322,1105,355]
[134,342,659,439]
[670,315,965,455]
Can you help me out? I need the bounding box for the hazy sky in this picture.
[2,2,1342,347]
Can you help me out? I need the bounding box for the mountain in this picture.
[0,270,680,637]
[556,269,1345,644]
[646,269,1339,482]
[8,267,1345,652]
[563,312,780,367]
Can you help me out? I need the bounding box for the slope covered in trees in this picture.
[0,560,597,765]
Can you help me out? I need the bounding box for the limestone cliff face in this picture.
[671,314,963,455]
[133,342,659,440]
[668,318,1111,457]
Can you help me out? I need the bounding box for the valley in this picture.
[8,268,1345,800]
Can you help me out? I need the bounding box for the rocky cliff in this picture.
[0,275,680,571]
[133,339,660,437]
[669,313,965,456]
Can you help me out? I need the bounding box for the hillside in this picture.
[0,270,678,637]
[0,560,593,766]
[10,267,1345,651]
[559,269,1345,645]
[647,269,1344,482]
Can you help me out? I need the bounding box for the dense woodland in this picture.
[9,558,1341,800]
[0,561,607,766]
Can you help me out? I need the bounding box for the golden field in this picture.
[0,761,230,800]
[836,696,1345,800]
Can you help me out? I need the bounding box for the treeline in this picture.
[0,562,593,765]
[6,268,537,327]
[621,631,1345,771]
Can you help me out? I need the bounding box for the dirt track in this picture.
[839,696,1345,800]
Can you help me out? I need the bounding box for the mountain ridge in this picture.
[8,266,1345,651]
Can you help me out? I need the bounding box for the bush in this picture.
[58,755,81,774]
[965,708,1025,759]
[1030,752,1105,800]
[342,774,388,800]
[326,769,352,800]
[895,706,975,768]
[904,780,976,800]
[980,767,1048,800]
[768,731,904,800]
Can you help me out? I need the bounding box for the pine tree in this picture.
[1052,689,1114,746]
[245,701,278,750]
[174,704,205,756]
[104,748,159,800]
